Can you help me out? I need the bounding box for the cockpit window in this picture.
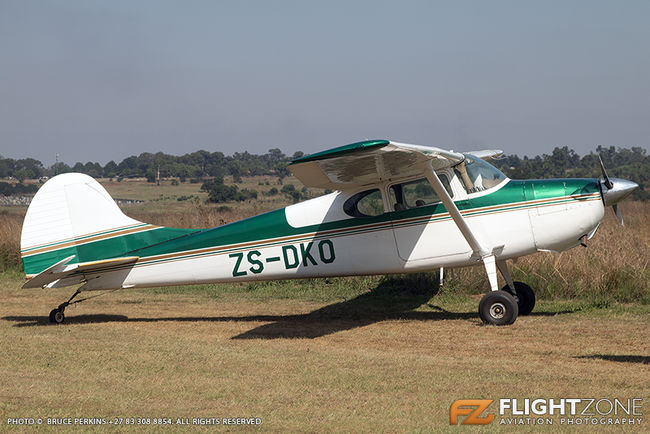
[389,175,452,211]
[343,189,384,217]
[455,154,507,193]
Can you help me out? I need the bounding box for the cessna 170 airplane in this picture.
[20,140,638,325]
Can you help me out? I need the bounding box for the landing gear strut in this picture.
[48,289,82,324]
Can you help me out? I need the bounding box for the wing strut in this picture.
[423,162,501,292]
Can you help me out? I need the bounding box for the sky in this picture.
[1,0,649,166]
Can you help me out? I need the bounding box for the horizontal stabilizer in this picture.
[22,255,76,289]
[23,256,139,289]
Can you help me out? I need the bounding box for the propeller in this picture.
[598,155,638,226]
[613,204,623,226]
[598,155,613,189]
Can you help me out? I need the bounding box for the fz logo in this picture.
[449,399,494,425]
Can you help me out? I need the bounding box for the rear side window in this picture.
[343,189,384,217]
[389,176,452,210]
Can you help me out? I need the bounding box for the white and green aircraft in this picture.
[20,140,638,325]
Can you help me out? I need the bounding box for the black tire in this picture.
[502,282,535,316]
[479,291,519,325]
[49,308,64,324]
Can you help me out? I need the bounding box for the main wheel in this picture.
[479,291,518,325]
[502,282,535,316]
[49,308,65,324]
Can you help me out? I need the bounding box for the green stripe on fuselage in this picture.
[22,226,197,276]
[20,223,150,254]
[23,178,601,275]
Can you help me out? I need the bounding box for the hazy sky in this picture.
[1,0,649,166]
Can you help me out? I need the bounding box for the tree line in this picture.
[490,146,648,200]
[0,148,299,184]
[0,145,647,200]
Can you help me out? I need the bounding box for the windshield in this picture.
[455,154,507,193]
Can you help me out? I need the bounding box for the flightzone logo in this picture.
[450,400,494,425]
[450,398,643,426]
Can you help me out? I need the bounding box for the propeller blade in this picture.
[598,154,613,189]
[613,203,624,226]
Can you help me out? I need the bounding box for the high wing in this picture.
[288,140,467,190]
[290,139,506,292]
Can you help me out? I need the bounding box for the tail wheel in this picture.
[479,290,518,325]
[502,281,535,316]
[49,308,65,324]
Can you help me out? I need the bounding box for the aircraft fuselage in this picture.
[69,178,603,290]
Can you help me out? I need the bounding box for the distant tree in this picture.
[275,165,290,183]
[11,158,44,180]
[84,162,103,178]
[281,184,304,203]
[145,168,157,183]
[117,156,139,177]
[0,181,38,196]
[51,162,71,176]
[0,156,11,178]
[103,160,118,178]
[201,178,257,203]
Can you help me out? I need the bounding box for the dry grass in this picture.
[0,210,24,272]
[0,272,648,432]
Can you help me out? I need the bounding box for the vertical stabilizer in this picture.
[20,173,144,276]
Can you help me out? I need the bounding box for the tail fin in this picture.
[21,173,148,278]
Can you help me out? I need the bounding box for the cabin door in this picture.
[389,176,471,263]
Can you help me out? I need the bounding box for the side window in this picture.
[343,189,384,217]
[389,175,452,211]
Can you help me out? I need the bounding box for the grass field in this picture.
[0,178,648,431]
[0,272,648,432]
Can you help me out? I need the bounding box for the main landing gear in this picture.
[478,259,536,326]
[48,289,82,324]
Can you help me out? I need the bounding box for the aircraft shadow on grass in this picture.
[3,275,577,338]
[574,355,650,365]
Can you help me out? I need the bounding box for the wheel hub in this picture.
[489,302,506,319]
